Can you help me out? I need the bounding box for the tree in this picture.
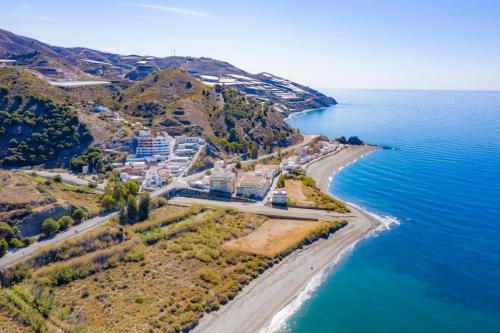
[71,208,87,222]
[9,238,24,248]
[276,174,286,188]
[53,174,62,183]
[126,180,140,196]
[235,161,242,169]
[118,204,128,225]
[0,222,15,241]
[138,193,151,221]
[0,239,7,257]
[127,194,138,223]
[101,195,116,211]
[41,218,59,236]
[58,216,74,230]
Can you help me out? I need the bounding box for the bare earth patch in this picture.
[285,179,314,207]
[221,219,329,258]
[0,171,50,207]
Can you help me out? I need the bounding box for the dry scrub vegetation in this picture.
[221,219,343,257]
[0,204,345,332]
[284,170,350,213]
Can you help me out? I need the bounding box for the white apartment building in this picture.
[271,189,288,205]
[209,170,236,194]
[236,173,271,199]
[175,135,205,146]
[142,167,164,189]
[136,132,173,158]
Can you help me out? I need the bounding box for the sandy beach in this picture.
[193,145,381,333]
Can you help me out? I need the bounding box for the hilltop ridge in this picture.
[0,28,336,114]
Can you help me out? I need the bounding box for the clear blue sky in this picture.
[1,0,500,91]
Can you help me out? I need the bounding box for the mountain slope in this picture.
[0,68,92,167]
[0,28,336,113]
[120,68,300,157]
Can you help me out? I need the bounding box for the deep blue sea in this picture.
[281,90,500,333]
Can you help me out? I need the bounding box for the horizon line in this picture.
[320,87,500,93]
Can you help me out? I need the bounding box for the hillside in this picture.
[0,27,332,168]
[0,68,92,167]
[120,69,299,157]
[0,28,336,114]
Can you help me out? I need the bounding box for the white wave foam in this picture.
[260,242,358,333]
[261,204,400,333]
[346,200,401,233]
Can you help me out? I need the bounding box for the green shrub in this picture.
[41,218,59,236]
[71,208,87,222]
[276,174,286,188]
[81,289,90,298]
[0,238,7,257]
[301,176,316,187]
[199,268,220,284]
[127,194,138,223]
[101,195,117,211]
[0,222,15,240]
[9,238,24,248]
[138,193,150,221]
[57,216,74,230]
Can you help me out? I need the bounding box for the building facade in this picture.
[210,171,236,194]
[271,189,288,205]
[136,132,172,158]
[236,174,271,199]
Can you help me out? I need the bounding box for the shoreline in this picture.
[283,106,329,121]
[193,145,383,333]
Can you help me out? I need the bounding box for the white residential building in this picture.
[175,135,205,146]
[236,173,271,199]
[136,132,173,158]
[142,167,164,189]
[281,156,299,171]
[168,164,183,177]
[271,190,288,205]
[209,168,236,194]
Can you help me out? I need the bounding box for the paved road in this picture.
[240,134,317,165]
[0,211,116,269]
[18,169,105,192]
[168,197,354,221]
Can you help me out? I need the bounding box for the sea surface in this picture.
[281,90,500,333]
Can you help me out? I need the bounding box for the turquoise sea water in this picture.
[282,90,500,333]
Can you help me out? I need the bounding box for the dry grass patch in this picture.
[0,171,51,208]
[2,206,273,332]
[284,170,350,213]
[222,219,330,257]
[128,204,204,233]
[1,204,345,332]
[0,305,31,333]
[43,183,101,215]
[45,209,270,332]
[285,179,314,206]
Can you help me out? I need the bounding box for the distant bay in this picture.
[282,90,500,333]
